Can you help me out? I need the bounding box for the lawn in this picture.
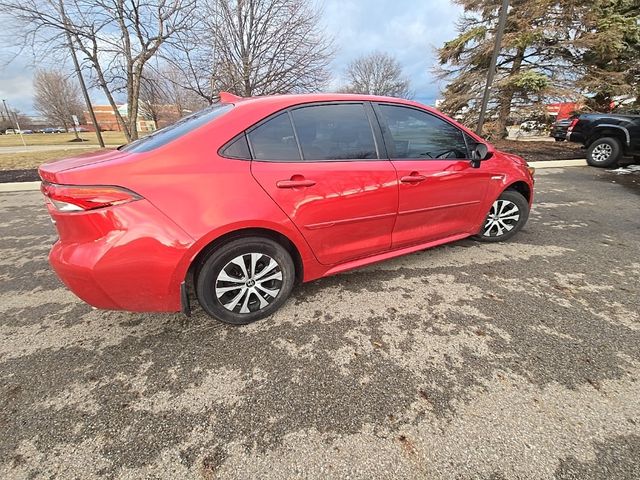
[0,148,104,171]
[0,132,128,147]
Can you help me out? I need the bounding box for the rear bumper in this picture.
[48,199,194,312]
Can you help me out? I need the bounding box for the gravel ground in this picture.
[0,167,639,479]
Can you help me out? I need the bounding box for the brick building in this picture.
[85,104,157,133]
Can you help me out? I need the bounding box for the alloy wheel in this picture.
[215,253,283,314]
[483,199,520,237]
[591,143,612,163]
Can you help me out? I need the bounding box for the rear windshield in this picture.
[121,103,233,153]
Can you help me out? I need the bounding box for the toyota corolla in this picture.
[39,93,534,324]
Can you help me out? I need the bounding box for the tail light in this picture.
[567,118,579,132]
[41,182,142,212]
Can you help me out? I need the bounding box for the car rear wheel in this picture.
[587,137,622,168]
[475,190,529,243]
[196,237,295,325]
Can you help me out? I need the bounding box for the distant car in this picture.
[20,129,34,134]
[567,113,640,167]
[550,117,576,142]
[4,129,17,134]
[68,126,89,133]
[39,92,535,325]
[520,120,546,133]
[40,127,64,134]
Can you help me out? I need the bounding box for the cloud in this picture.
[1,1,463,113]
[321,0,463,104]
[0,54,36,114]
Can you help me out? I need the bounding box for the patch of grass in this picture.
[0,149,104,170]
[0,132,128,147]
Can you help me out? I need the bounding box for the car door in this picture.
[374,103,492,248]
[250,102,398,266]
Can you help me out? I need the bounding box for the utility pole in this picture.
[476,0,510,136]
[3,99,26,147]
[59,0,105,148]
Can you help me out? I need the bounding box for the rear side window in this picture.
[221,134,251,159]
[248,113,301,161]
[291,104,377,160]
[121,103,233,153]
[378,104,469,159]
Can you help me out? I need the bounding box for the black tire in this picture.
[586,137,622,168]
[195,236,295,325]
[554,137,564,142]
[474,190,529,243]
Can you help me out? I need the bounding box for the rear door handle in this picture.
[276,178,316,189]
[400,173,427,183]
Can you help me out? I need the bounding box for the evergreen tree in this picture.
[437,0,638,136]
[577,0,640,111]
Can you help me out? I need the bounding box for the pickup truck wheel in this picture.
[587,137,622,168]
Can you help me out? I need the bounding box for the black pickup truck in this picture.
[567,113,640,167]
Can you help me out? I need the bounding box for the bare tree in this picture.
[166,0,333,101]
[1,0,198,141]
[33,69,84,130]
[342,52,412,98]
[139,66,207,128]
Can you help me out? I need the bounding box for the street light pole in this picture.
[3,99,27,147]
[476,0,510,136]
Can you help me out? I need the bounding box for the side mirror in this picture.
[470,143,491,168]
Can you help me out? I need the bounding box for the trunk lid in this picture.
[38,149,129,183]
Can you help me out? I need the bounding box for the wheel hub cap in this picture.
[483,199,520,237]
[215,253,283,314]
[592,144,612,162]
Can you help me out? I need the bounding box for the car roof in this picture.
[228,92,433,113]
[214,92,484,143]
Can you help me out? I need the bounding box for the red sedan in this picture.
[39,93,534,324]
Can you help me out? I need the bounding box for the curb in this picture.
[529,159,587,168]
[0,181,41,192]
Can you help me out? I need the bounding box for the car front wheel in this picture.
[587,137,622,168]
[475,190,529,243]
[196,237,295,325]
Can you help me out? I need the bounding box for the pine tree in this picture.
[436,0,640,136]
[577,0,640,111]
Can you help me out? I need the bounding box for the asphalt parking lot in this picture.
[1,166,639,479]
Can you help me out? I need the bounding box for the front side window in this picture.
[290,104,378,160]
[378,104,469,159]
[248,113,301,161]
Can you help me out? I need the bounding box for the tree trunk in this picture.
[127,64,140,141]
[494,47,526,138]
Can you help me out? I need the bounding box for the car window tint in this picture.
[121,103,233,153]
[248,113,301,161]
[221,134,251,159]
[378,104,469,159]
[291,104,377,160]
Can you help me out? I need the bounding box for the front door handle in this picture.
[400,172,427,184]
[276,176,316,189]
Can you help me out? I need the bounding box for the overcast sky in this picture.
[0,1,462,115]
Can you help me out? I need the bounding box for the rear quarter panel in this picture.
[50,121,320,283]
